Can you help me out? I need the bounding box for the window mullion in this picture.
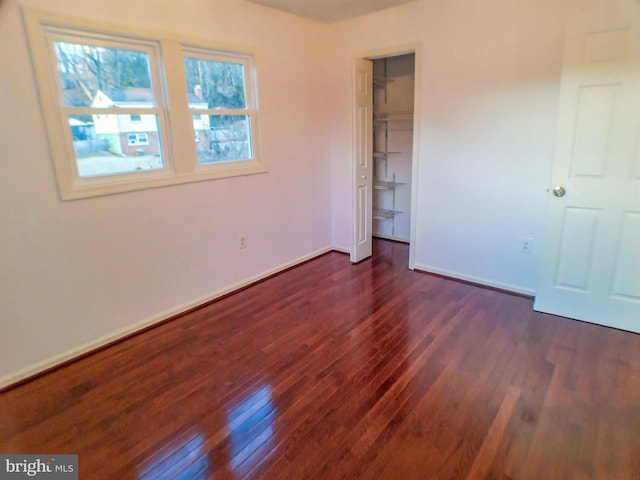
[193,108,249,117]
[63,107,163,116]
[161,40,197,174]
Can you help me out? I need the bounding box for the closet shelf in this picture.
[374,180,406,191]
[373,208,403,220]
[373,151,401,158]
[374,110,413,122]
[373,77,394,88]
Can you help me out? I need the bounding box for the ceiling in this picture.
[245,0,419,23]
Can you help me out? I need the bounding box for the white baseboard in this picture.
[413,263,536,297]
[0,246,335,390]
[331,245,351,254]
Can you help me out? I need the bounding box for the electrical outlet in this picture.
[521,237,533,254]
[239,234,247,249]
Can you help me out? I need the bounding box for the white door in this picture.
[535,6,640,332]
[352,58,373,263]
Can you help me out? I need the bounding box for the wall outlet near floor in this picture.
[520,237,533,254]
[239,234,247,249]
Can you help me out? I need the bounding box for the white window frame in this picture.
[22,8,266,200]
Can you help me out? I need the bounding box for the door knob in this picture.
[552,186,566,197]
[361,175,367,179]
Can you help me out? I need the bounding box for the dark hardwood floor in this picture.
[1,239,639,479]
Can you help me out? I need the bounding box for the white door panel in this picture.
[535,6,640,332]
[611,212,640,300]
[357,185,368,244]
[553,207,600,292]
[352,59,373,263]
[571,85,617,177]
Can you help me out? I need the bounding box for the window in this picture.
[127,133,149,145]
[183,52,255,164]
[23,9,265,199]
[51,38,165,178]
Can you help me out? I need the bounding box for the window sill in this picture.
[62,161,267,200]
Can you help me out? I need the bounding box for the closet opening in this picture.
[371,53,415,245]
[351,48,417,266]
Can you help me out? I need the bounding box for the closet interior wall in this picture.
[372,54,414,243]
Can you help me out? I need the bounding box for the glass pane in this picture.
[69,114,164,177]
[195,115,252,164]
[184,57,247,109]
[54,41,154,108]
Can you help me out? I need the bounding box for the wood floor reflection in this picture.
[1,239,639,479]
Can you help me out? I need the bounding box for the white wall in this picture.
[328,0,590,294]
[2,0,622,387]
[0,0,333,385]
